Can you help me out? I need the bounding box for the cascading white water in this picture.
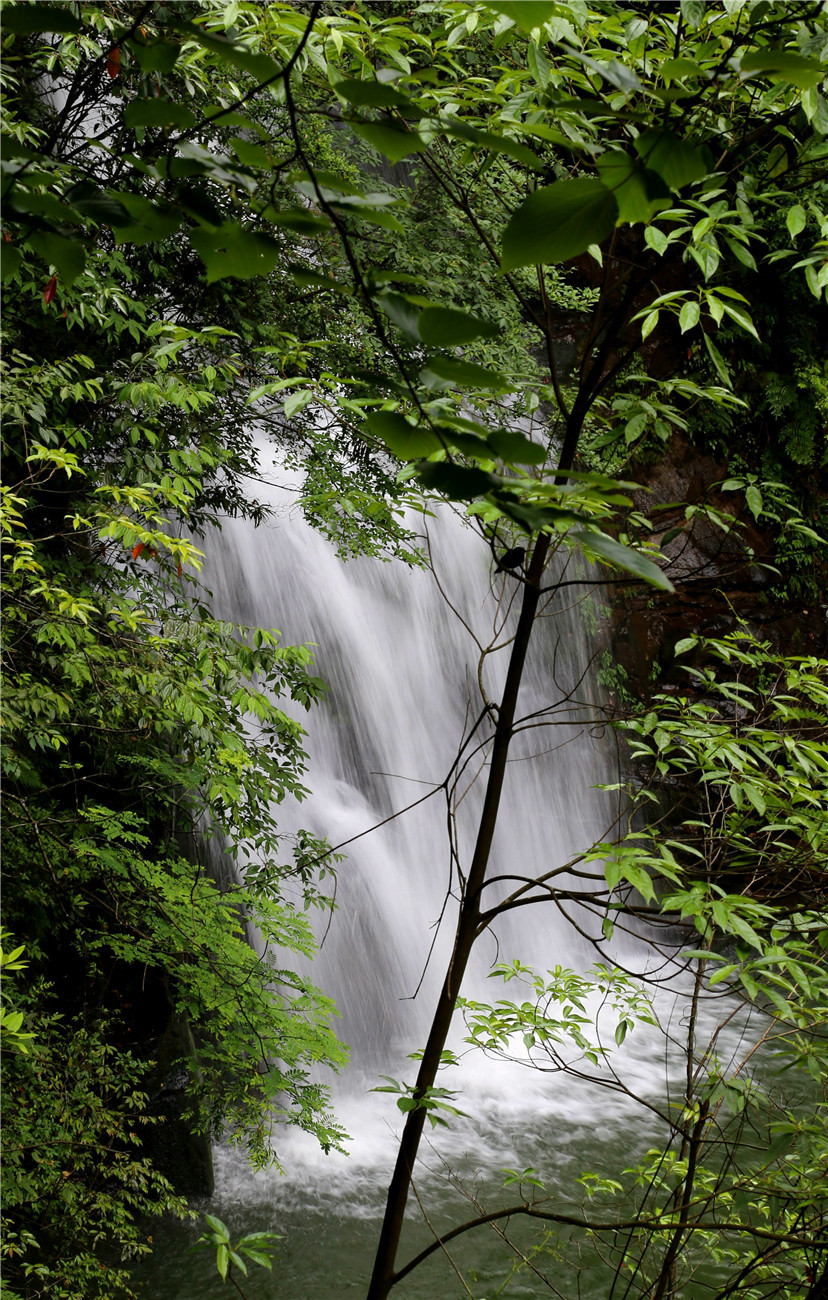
[138,448,765,1298]
[204,453,619,1067]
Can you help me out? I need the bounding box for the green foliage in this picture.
[0,932,36,1054]
[452,632,828,1299]
[371,1078,470,1130]
[3,2,828,1298]
[459,961,658,1067]
[193,1213,280,1291]
[2,984,188,1300]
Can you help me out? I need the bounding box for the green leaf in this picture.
[364,411,442,460]
[446,121,543,170]
[68,184,132,227]
[633,130,708,191]
[423,355,508,390]
[240,1248,274,1268]
[415,462,499,500]
[346,207,404,234]
[572,529,675,592]
[703,332,732,386]
[482,2,562,32]
[640,310,659,340]
[494,495,584,532]
[417,307,498,346]
[217,1243,230,1281]
[123,101,197,130]
[350,122,427,164]
[502,180,618,270]
[723,236,756,272]
[740,48,824,90]
[661,57,700,81]
[745,484,763,519]
[229,1251,248,1276]
[2,3,82,33]
[28,232,86,286]
[679,300,700,333]
[614,1019,628,1045]
[131,40,182,74]
[725,910,763,952]
[378,291,423,338]
[679,0,706,29]
[624,412,648,443]
[111,193,182,246]
[283,389,312,419]
[433,429,489,458]
[786,205,806,238]
[595,152,671,225]
[709,963,738,986]
[486,430,546,465]
[268,209,332,236]
[229,137,271,168]
[290,169,364,196]
[172,22,284,84]
[1,245,23,281]
[719,299,759,340]
[288,265,352,295]
[334,79,410,108]
[188,225,282,282]
[645,226,669,256]
[204,1214,230,1241]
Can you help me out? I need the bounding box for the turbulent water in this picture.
[136,449,755,1298]
[204,456,620,1056]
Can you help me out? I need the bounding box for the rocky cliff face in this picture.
[608,433,826,699]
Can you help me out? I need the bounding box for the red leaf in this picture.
[107,47,120,79]
[43,275,57,305]
[132,542,146,560]
[176,562,183,578]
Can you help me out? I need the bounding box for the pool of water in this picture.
[133,987,764,1300]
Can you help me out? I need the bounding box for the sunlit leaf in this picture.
[786,204,806,237]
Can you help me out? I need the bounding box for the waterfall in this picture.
[203,454,618,1067]
[136,449,762,1299]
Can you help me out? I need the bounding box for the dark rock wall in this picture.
[610,433,826,698]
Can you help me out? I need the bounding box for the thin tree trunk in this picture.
[366,411,589,1298]
[366,530,550,1300]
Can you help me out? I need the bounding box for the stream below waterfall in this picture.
[134,457,759,1299]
